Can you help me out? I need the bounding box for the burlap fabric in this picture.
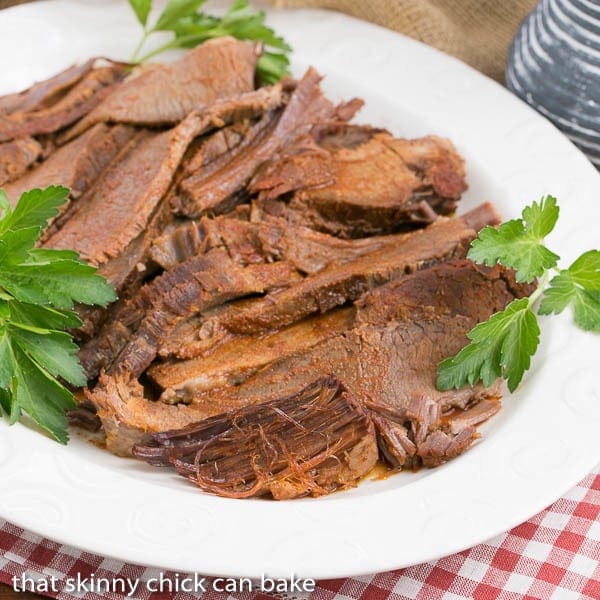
[272,0,537,82]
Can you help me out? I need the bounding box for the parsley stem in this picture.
[135,39,181,63]
[130,29,149,63]
[527,270,550,308]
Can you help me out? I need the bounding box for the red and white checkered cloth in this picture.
[1,465,599,600]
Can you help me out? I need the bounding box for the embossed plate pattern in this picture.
[0,0,599,580]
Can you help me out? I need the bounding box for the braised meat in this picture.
[174,68,336,217]
[89,258,527,462]
[1,46,513,498]
[0,137,42,186]
[0,63,127,142]
[250,127,467,237]
[64,38,258,139]
[133,377,378,499]
[0,59,99,116]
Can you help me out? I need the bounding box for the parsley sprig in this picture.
[128,0,292,84]
[0,186,116,443]
[437,195,600,393]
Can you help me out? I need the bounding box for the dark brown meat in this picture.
[0,137,42,186]
[44,111,213,265]
[80,246,301,380]
[0,59,98,116]
[174,68,335,217]
[182,121,251,177]
[111,255,300,379]
[4,123,137,242]
[251,131,467,237]
[73,188,178,344]
[0,65,127,142]
[155,203,498,361]
[218,210,489,336]
[64,38,258,139]
[181,260,519,423]
[133,377,378,499]
[150,210,397,274]
[150,258,519,405]
[150,308,356,402]
[88,258,524,457]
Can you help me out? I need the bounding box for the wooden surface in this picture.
[0,582,41,599]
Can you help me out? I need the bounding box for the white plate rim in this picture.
[0,0,599,580]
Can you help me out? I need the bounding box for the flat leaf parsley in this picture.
[0,186,116,443]
[128,0,292,84]
[437,195,599,393]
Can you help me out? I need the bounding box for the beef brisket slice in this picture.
[44,111,212,264]
[0,65,126,142]
[219,209,490,336]
[65,38,258,139]
[133,377,378,499]
[150,259,521,406]
[4,123,136,214]
[150,210,397,276]
[0,137,42,186]
[252,132,467,237]
[88,258,524,457]
[174,68,335,217]
[155,203,498,361]
[0,59,98,116]
[149,307,356,402]
[80,247,300,380]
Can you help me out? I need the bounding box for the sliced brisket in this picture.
[80,248,300,380]
[154,204,498,361]
[149,307,356,402]
[64,38,258,139]
[0,65,127,142]
[44,111,212,264]
[133,377,378,499]
[0,59,98,116]
[174,68,335,217]
[3,123,136,234]
[0,137,42,186]
[251,130,467,237]
[88,258,526,458]
[218,209,490,336]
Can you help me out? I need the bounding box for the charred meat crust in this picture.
[133,376,378,499]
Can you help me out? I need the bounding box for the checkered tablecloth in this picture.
[1,465,599,600]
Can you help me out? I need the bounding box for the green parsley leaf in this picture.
[0,186,117,443]
[258,51,291,85]
[128,0,152,27]
[131,0,291,83]
[0,185,69,235]
[219,0,291,52]
[0,387,11,417]
[11,344,76,444]
[522,194,559,238]
[437,298,540,393]
[468,195,560,282]
[0,259,115,309]
[8,302,82,331]
[0,331,14,389]
[566,249,600,289]
[9,327,86,387]
[153,0,207,31]
[539,250,600,331]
